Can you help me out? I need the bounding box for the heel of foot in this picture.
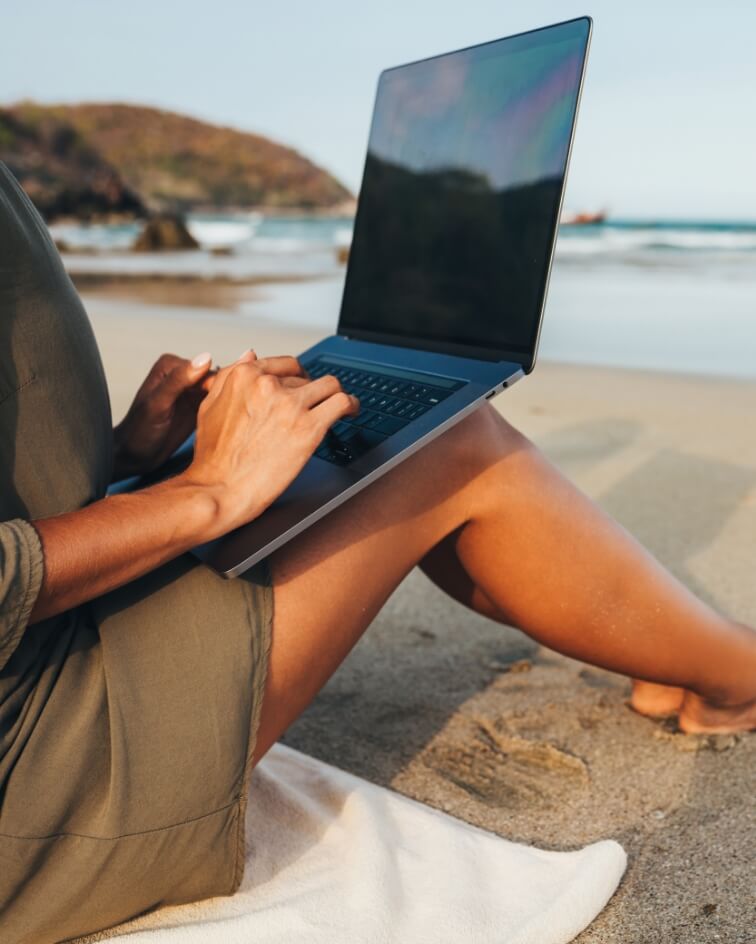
[678,693,756,734]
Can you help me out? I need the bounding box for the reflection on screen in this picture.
[339,19,589,358]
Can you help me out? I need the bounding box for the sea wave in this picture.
[556,222,756,258]
[186,218,261,248]
[248,236,329,254]
[49,214,352,254]
[49,214,756,279]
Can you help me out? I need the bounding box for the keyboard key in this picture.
[352,428,387,449]
[363,413,386,431]
[352,410,377,427]
[372,415,408,436]
[422,389,451,405]
[331,442,355,461]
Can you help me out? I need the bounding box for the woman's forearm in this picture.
[30,477,222,623]
[29,356,356,624]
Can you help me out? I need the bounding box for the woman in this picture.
[1,161,754,943]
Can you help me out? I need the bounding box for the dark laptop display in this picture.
[340,18,589,368]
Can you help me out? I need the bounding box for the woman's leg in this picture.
[254,405,756,762]
[419,533,687,718]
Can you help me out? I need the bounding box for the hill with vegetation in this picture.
[1,102,352,220]
[0,107,145,220]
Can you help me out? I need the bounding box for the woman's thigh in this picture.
[253,405,522,763]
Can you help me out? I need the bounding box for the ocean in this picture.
[52,215,756,379]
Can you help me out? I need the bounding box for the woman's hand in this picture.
[181,353,359,537]
[113,352,214,480]
[112,350,309,481]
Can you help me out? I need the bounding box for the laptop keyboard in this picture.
[304,356,465,466]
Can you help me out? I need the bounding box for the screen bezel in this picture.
[337,16,593,372]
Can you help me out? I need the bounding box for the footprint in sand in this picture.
[424,715,590,810]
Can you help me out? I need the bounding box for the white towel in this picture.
[103,744,626,944]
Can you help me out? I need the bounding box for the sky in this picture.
[2,0,755,220]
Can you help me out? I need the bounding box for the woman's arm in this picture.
[31,477,220,622]
[30,357,357,623]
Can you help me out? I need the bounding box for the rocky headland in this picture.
[0,102,353,223]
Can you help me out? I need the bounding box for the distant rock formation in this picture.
[0,108,145,221]
[132,214,199,252]
[4,102,352,218]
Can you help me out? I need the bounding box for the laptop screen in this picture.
[338,18,590,367]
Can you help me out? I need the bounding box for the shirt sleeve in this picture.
[0,519,45,672]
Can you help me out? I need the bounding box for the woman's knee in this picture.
[436,403,532,475]
[336,403,536,527]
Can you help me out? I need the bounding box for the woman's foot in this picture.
[630,680,685,718]
[630,679,756,733]
[678,691,756,734]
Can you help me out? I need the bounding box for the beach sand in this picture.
[86,290,756,944]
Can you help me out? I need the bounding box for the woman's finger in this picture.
[150,352,213,413]
[203,351,258,406]
[281,376,309,389]
[199,369,219,394]
[310,390,360,432]
[255,355,306,379]
[295,374,345,407]
[134,353,184,399]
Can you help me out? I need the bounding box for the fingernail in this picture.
[191,352,211,368]
[236,348,256,363]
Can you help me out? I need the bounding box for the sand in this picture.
[85,290,756,944]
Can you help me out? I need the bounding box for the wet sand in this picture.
[69,272,322,312]
[85,290,756,943]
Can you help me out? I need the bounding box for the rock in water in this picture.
[133,215,199,251]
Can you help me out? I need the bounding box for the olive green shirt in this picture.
[0,520,44,671]
[0,163,272,944]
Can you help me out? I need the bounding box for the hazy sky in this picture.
[3,1,755,219]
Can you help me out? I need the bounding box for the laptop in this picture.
[117,16,592,577]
